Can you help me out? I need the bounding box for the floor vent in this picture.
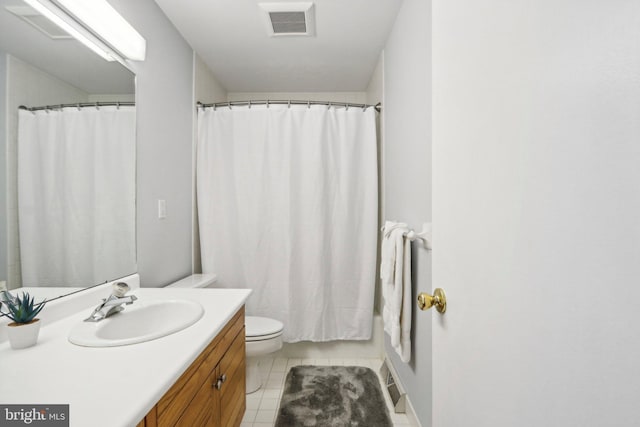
[259,2,315,37]
[379,358,407,413]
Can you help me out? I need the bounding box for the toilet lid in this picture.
[245,316,284,338]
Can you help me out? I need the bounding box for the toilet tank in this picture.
[165,274,218,289]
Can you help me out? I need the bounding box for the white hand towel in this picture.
[380,220,407,286]
[394,235,412,363]
[381,221,412,362]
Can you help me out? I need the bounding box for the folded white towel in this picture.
[380,220,407,287]
[381,221,412,363]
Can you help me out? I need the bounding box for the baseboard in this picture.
[383,352,424,427]
[405,395,422,427]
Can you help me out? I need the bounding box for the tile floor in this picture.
[240,357,412,427]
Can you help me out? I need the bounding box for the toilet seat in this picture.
[245,316,283,342]
[244,316,284,393]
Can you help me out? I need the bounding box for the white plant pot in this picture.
[7,319,41,349]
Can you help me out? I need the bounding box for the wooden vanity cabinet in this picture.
[137,307,246,427]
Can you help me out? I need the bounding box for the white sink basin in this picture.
[68,299,204,347]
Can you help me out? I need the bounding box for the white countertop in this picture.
[0,287,251,427]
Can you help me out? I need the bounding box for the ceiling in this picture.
[154,0,402,92]
[0,0,134,94]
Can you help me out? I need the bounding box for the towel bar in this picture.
[404,223,432,249]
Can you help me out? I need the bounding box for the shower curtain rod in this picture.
[197,100,381,112]
[19,101,135,112]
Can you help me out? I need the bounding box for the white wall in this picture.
[366,55,384,108]
[87,94,135,102]
[109,0,195,287]
[366,54,384,314]
[432,1,640,426]
[194,54,227,104]
[4,55,89,289]
[227,92,367,104]
[382,0,432,424]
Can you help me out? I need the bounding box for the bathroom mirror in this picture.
[0,0,136,300]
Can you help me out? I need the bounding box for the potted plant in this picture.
[2,292,47,349]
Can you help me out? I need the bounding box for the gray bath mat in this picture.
[275,365,393,427]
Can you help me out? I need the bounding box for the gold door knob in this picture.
[417,288,446,313]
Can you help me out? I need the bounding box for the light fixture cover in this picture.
[21,0,146,62]
[56,0,146,61]
[5,5,72,39]
[22,0,115,61]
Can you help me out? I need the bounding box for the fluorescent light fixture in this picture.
[21,0,146,62]
[5,5,73,39]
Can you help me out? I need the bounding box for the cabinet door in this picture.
[218,327,246,427]
[209,366,221,427]
[175,374,215,427]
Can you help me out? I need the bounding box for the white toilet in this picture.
[244,315,284,393]
[166,274,284,394]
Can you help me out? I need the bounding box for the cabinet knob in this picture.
[213,374,227,390]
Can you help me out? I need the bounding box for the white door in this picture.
[432,1,640,426]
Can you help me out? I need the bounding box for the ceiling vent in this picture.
[259,2,315,37]
[5,5,71,39]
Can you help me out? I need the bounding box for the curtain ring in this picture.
[76,103,81,111]
[287,100,291,109]
[228,102,231,110]
[362,104,367,112]
[328,102,331,110]
[116,102,120,110]
[248,100,252,109]
[307,101,311,109]
[346,103,350,111]
[267,100,270,109]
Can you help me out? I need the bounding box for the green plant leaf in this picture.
[4,292,47,324]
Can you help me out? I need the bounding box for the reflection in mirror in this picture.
[0,0,136,300]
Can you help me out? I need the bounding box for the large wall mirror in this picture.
[0,0,136,301]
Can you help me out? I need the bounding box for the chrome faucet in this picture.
[84,282,137,322]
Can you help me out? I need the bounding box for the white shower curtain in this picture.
[18,106,136,287]
[197,104,378,342]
